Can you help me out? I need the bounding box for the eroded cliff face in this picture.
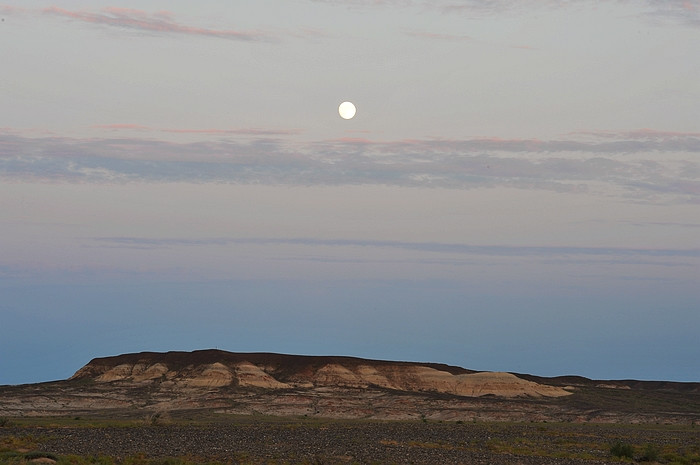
[69,350,571,398]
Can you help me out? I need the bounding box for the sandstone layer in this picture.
[72,352,571,398]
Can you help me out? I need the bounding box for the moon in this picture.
[338,101,356,120]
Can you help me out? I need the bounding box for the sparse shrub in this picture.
[639,443,660,462]
[610,441,635,459]
[662,451,700,465]
[0,417,12,427]
[147,411,171,426]
[1,434,37,451]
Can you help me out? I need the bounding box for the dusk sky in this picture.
[1,0,699,385]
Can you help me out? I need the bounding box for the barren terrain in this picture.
[2,416,699,465]
[1,350,699,464]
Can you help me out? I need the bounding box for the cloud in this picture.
[436,0,700,29]
[91,236,700,262]
[1,130,698,202]
[309,0,700,29]
[629,221,700,229]
[573,128,700,140]
[640,0,700,28]
[42,6,274,42]
[91,124,302,136]
[1,5,26,15]
[314,133,700,155]
[160,128,302,136]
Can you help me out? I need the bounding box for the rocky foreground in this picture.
[2,417,699,465]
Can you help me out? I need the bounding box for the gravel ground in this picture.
[3,420,698,465]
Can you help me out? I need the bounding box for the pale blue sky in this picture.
[1,1,699,384]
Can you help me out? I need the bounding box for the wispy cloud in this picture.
[640,0,700,28]
[91,124,302,136]
[314,133,700,155]
[42,6,274,42]
[310,0,700,28]
[1,130,698,203]
[92,236,700,261]
[629,221,700,229]
[160,128,302,136]
[1,5,26,15]
[573,128,700,140]
[438,0,700,29]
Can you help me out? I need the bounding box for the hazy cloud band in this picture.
[1,131,699,202]
[42,6,274,41]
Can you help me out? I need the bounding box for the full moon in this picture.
[338,101,356,120]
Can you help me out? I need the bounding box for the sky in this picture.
[1,0,699,385]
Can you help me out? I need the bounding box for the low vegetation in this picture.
[610,441,635,459]
[1,416,699,465]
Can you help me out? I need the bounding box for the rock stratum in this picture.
[2,350,699,423]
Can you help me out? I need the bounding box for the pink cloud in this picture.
[0,5,26,14]
[43,6,273,41]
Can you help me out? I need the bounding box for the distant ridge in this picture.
[516,372,700,393]
[2,349,699,423]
